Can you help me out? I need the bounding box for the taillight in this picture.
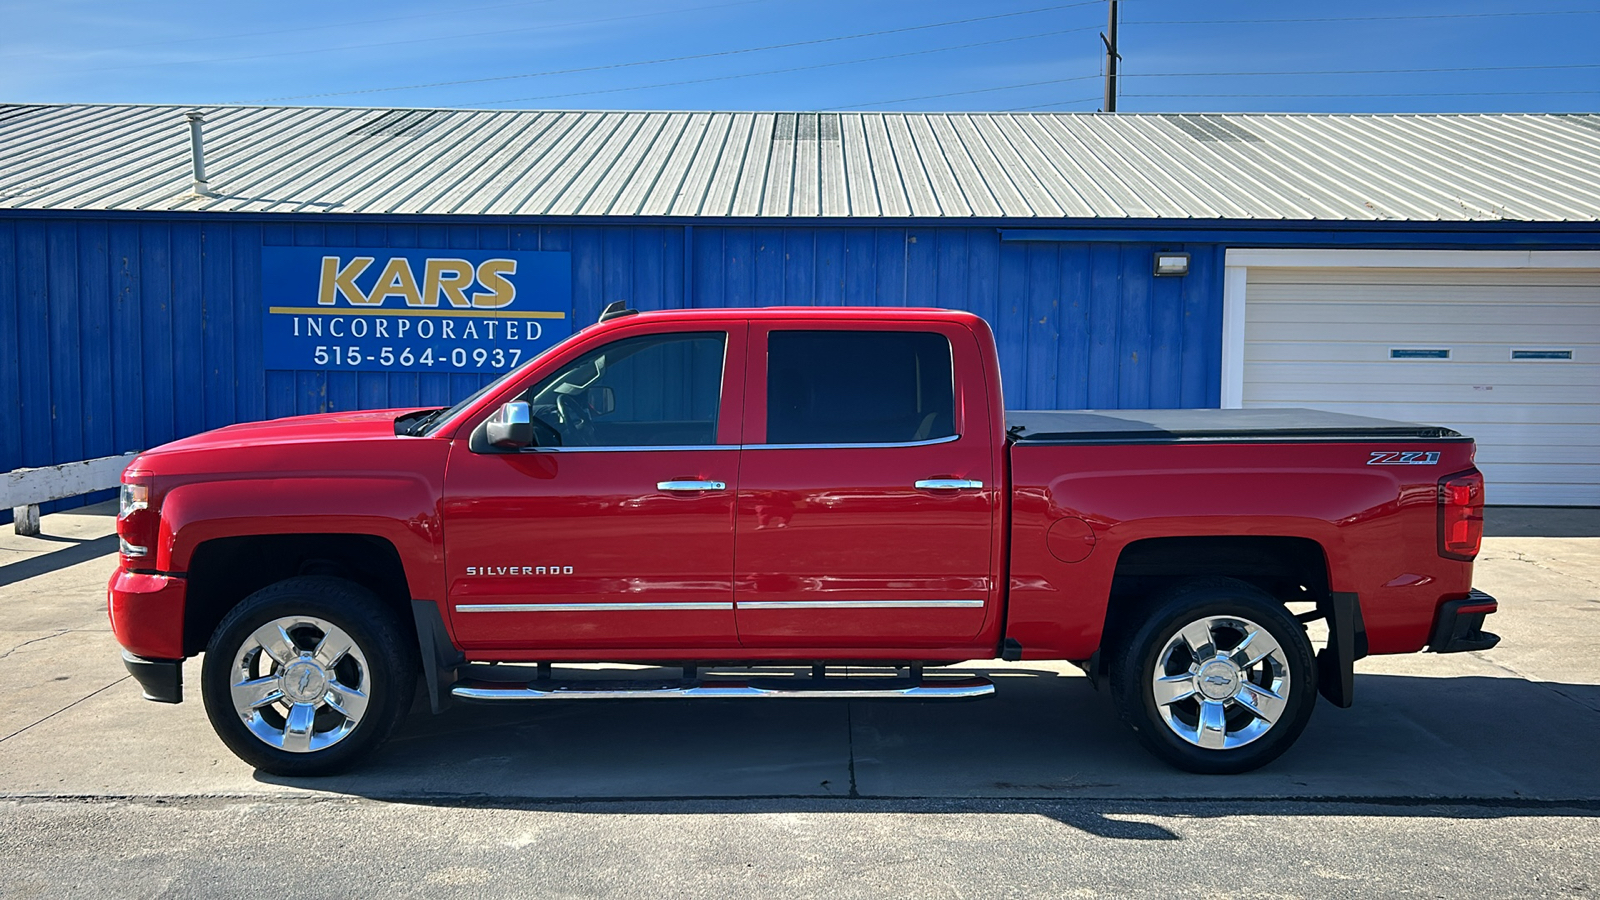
[1438,469,1484,560]
[117,472,157,562]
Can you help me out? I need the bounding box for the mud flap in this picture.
[1316,591,1367,709]
[412,600,465,714]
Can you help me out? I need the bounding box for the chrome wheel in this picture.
[1151,614,1290,751]
[229,616,371,754]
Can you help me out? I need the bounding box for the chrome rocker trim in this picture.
[736,599,985,609]
[451,675,996,702]
[457,600,983,613]
[456,602,735,613]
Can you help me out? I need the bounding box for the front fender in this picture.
[156,474,446,603]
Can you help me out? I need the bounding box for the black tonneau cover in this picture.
[1006,408,1465,444]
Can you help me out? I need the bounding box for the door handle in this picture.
[658,480,727,492]
[914,479,984,490]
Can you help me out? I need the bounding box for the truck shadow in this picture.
[252,671,1600,838]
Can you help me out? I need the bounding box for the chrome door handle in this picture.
[657,480,727,492]
[915,479,984,490]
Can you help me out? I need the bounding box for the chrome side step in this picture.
[450,675,995,702]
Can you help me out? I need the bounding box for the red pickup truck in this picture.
[109,306,1498,777]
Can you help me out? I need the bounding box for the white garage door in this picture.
[1243,266,1600,506]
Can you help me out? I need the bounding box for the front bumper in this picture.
[1428,589,1501,653]
[122,651,182,703]
[107,569,186,660]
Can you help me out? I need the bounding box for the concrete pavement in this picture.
[2,797,1596,899]
[1,502,1596,897]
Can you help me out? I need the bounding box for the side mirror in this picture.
[587,385,616,417]
[486,401,534,449]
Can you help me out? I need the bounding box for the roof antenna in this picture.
[598,300,639,323]
[185,110,216,197]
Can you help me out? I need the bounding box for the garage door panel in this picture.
[1481,482,1600,506]
[1246,343,1600,366]
[1242,265,1599,506]
[1245,343,1599,365]
[1479,462,1600,483]
[1247,287,1600,308]
[1248,299,1600,324]
[1247,286,1600,307]
[1248,267,1600,288]
[1245,377,1599,405]
[1247,399,1597,427]
[1247,330,1591,350]
[1455,423,1600,451]
[1247,321,1593,344]
[1476,444,1600,464]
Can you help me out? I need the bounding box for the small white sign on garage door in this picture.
[1225,250,1600,507]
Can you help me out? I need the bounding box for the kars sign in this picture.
[262,247,573,373]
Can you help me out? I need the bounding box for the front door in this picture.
[733,324,998,648]
[443,325,745,652]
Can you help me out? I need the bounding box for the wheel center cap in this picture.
[1197,660,1240,700]
[280,659,328,703]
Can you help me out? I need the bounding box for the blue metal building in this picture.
[3,106,1598,510]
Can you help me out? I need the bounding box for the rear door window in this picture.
[766,330,955,445]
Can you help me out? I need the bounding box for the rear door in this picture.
[732,322,998,648]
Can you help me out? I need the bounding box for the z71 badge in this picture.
[1368,451,1440,466]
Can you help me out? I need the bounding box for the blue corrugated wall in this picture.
[0,215,1224,514]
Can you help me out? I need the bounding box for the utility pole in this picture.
[1101,0,1120,113]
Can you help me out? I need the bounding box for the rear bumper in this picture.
[122,651,182,704]
[1428,589,1501,653]
[107,569,186,660]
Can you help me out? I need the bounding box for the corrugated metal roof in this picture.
[2,103,1599,221]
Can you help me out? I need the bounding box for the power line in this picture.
[1004,97,1104,111]
[468,26,1102,107]
[1,0,562,60]
[73,0,782,76]
[826,76,1103,111]
[1128,9,1600,25]
[39,2,1586,64]
[1125,63,1600,78]
[442,18,1600,112]
[469,24,1595,112]
[1128,90,1600,98]
[255,1,1106,102]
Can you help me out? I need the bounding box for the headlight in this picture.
[119,483,148,516]
[117,475,155,559]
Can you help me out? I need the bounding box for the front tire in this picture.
[200,576,415,777]
[1110,578,1317,774]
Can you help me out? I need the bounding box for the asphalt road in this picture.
[1,502,1596,898]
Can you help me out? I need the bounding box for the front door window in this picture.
[522,331,727,448]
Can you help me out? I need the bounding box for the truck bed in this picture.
[1005,407,1466,445]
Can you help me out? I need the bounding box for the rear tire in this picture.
[1109,578,1317,774]
[200,576,415,777]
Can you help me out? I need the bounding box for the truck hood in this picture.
[139,409,431,458]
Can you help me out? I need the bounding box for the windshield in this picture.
[416,332,581,436]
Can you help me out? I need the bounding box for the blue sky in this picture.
[1,0,1596,113]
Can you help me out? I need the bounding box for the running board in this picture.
[450,675,995,702]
